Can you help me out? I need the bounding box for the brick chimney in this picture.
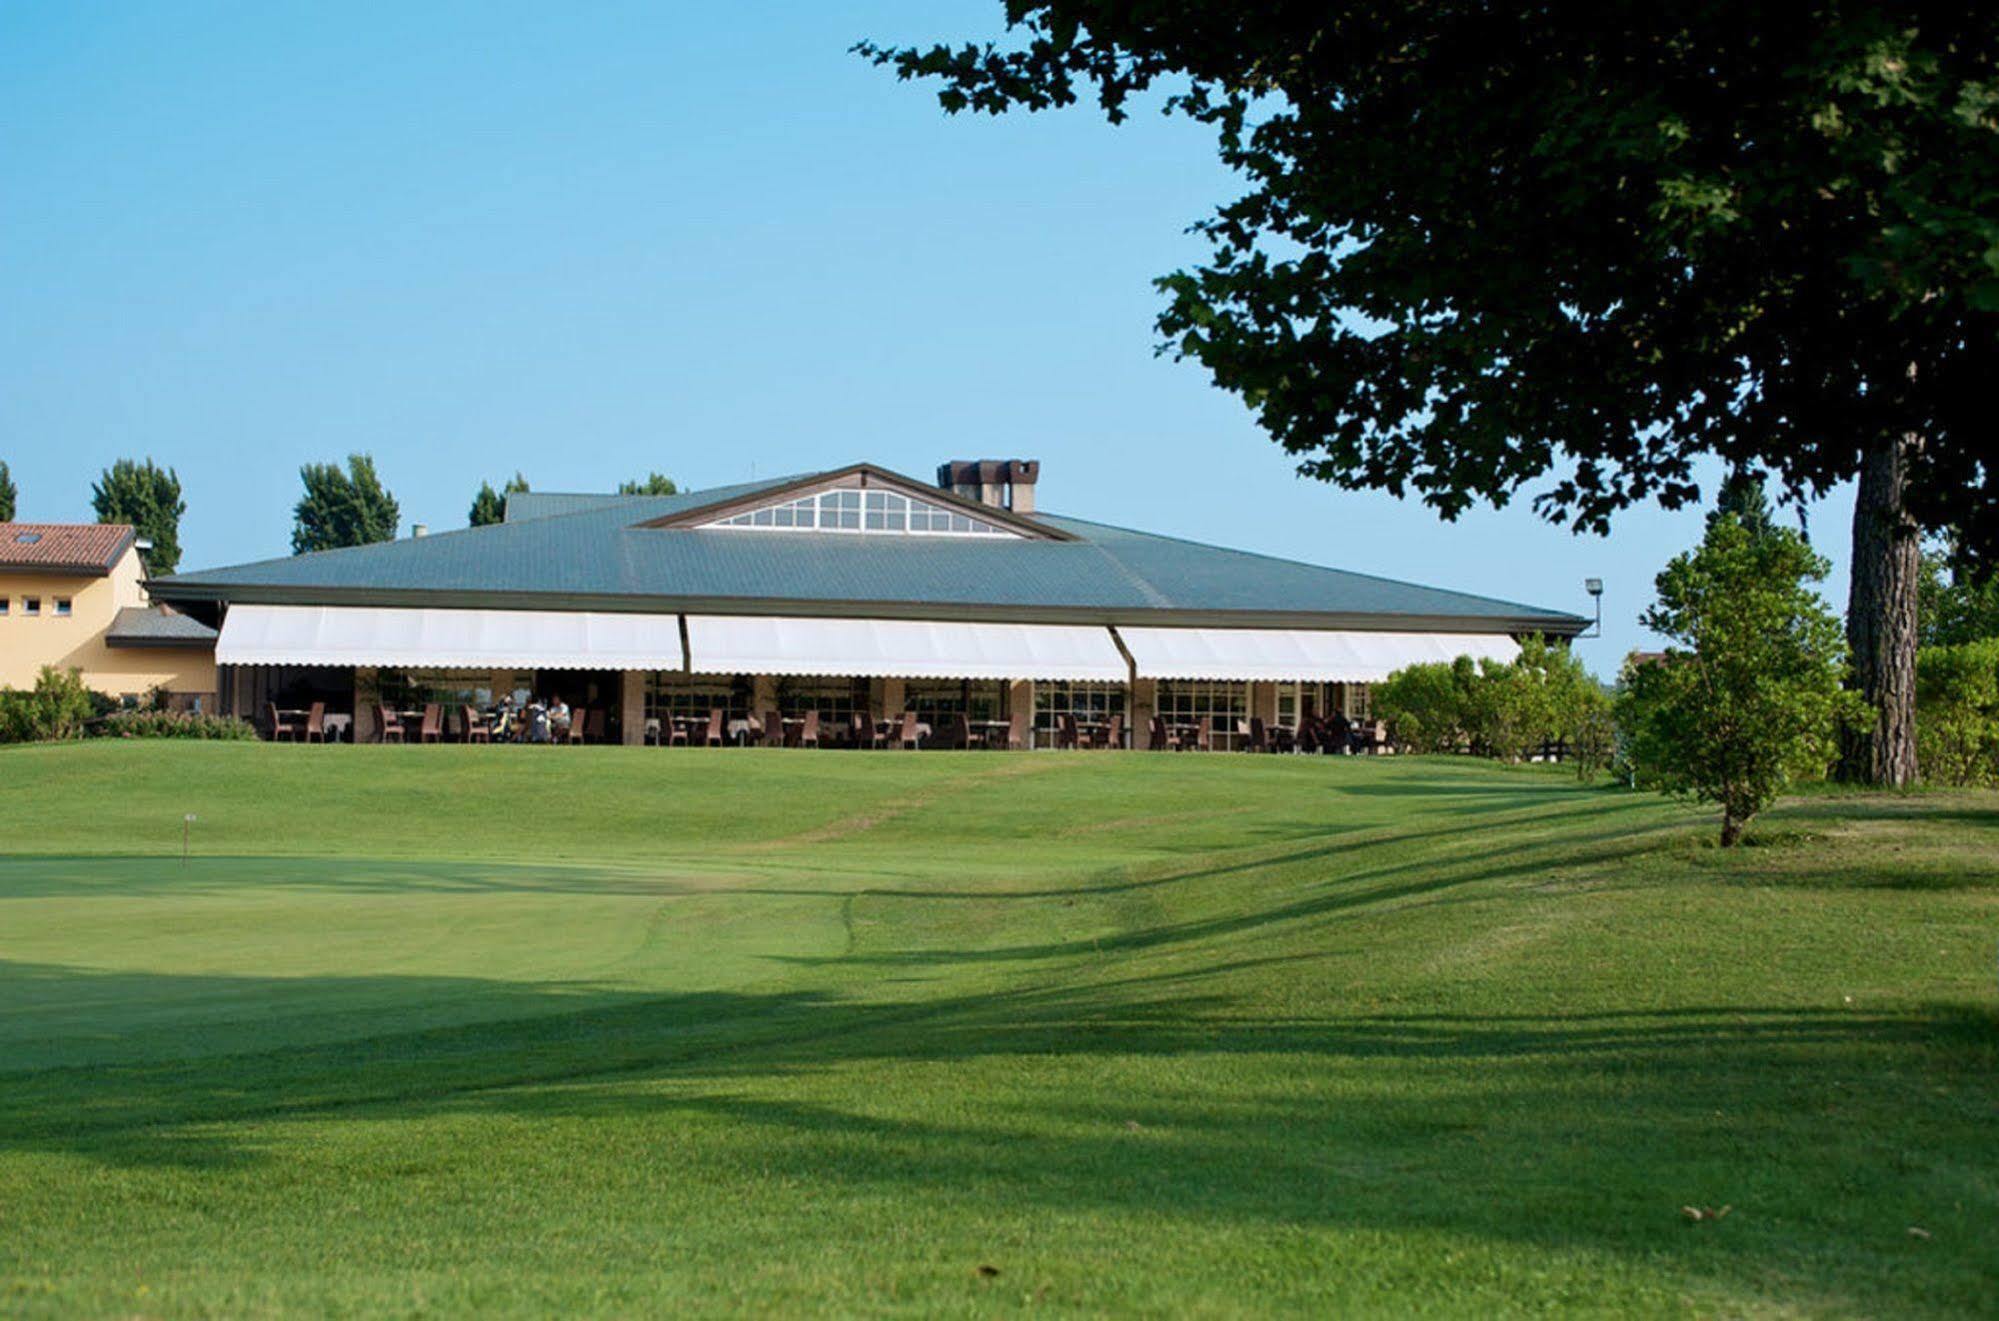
[936,459,1039,515]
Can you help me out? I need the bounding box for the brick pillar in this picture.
[1007,679,1035,747]
[353,668,378,743]
[752,674,778,717]
[621,671,646,745]
[1131,679,1157,747]
[1251,681,1278,725]
[882,677,907,716]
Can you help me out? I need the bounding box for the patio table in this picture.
[322,713,352,742]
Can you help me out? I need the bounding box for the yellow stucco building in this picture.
[0,523,217,705]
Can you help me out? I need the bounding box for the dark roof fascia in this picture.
[148,581,1586,637]
[0,562,115,578]
[104,633,217,649]
[634,463,1080,542]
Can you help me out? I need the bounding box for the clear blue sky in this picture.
[0,2,1853,672]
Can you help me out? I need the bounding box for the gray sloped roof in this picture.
[152,470,1586,633]
[105,606,219,646]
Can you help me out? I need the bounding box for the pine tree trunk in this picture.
[1840,432,1922,786]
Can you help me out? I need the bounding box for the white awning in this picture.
[215,605,686,670]
[1118,627,1520,682]
[684,615,1129,681]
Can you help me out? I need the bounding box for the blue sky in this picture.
[0,2,1853,671]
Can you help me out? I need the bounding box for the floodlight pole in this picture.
[1580,578,1604,639]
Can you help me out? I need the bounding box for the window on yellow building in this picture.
[0,597,9,616]
[21,597,39,617]
[54,598,72,617]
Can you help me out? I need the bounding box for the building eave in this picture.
[149,580,1586,638]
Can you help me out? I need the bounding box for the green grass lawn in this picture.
[1,742,1994,1317]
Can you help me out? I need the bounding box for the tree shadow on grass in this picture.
[2,955,1993,1314]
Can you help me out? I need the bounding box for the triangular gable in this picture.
[634,464,1073,541]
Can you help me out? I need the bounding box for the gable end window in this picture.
[703,485,1018,538]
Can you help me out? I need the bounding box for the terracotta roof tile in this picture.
[0,523,135,574]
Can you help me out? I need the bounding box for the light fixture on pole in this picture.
[1582,578,1604,638]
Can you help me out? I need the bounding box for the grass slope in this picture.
[0,742,1994,1317]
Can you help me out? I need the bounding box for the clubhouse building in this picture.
[149,460,1587,748]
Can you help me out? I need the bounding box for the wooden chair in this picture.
[376,704,405,744]
[665,713,689,746]
[1098,714,1124,750]
[567,710,589,744]
[1056,713,1079,750]
[756,711,783,748]
[898,711,922,750]
[798,710,821,748]
[303,701,326,744]
[461,705,492,743]
[1001,709,1029,750]
[1191,719,1212,752]
[419,703,443,744]
[701,709,725,747]
[267,702,300,742]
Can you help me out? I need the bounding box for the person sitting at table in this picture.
[492,693,518,741]
[525,698,552,744]
[548,694,572,740]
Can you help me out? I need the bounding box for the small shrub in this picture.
[1915,639,1999,787]
[96,709,258,741]
[0,667,97,743]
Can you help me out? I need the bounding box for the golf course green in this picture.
[1,742,1993,1316]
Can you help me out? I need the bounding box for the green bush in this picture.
[0,667,98,743]
[1375,636,1613,777]
[1915,639,1999,787]
[96,709,258,741]
[1374,656,1478,753]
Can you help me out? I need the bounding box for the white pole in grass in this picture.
[183,813,196,864]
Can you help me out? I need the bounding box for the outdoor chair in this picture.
[1056,713,1079,750]
[665,714,689,746]
[420,703,443,744]
[1001,709,1029,750]
[266,702,300,742]
[939,712,971,750]
[586,708,608,743]
[1190,719,1212,752]
[1147,716,1175,751]
[761,711,786,748]
[462,705,492,743]
[798,710,821,748]
[897,711,921,750]
[1097,714,1124,750]
[303,701,326,744]
[376,704,405,744]
[701,709,725,747]
[567,710,589,744]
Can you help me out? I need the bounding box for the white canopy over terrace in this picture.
[214,605,687,670]
[1117,627,1520,683]
[683,614,1129,681]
